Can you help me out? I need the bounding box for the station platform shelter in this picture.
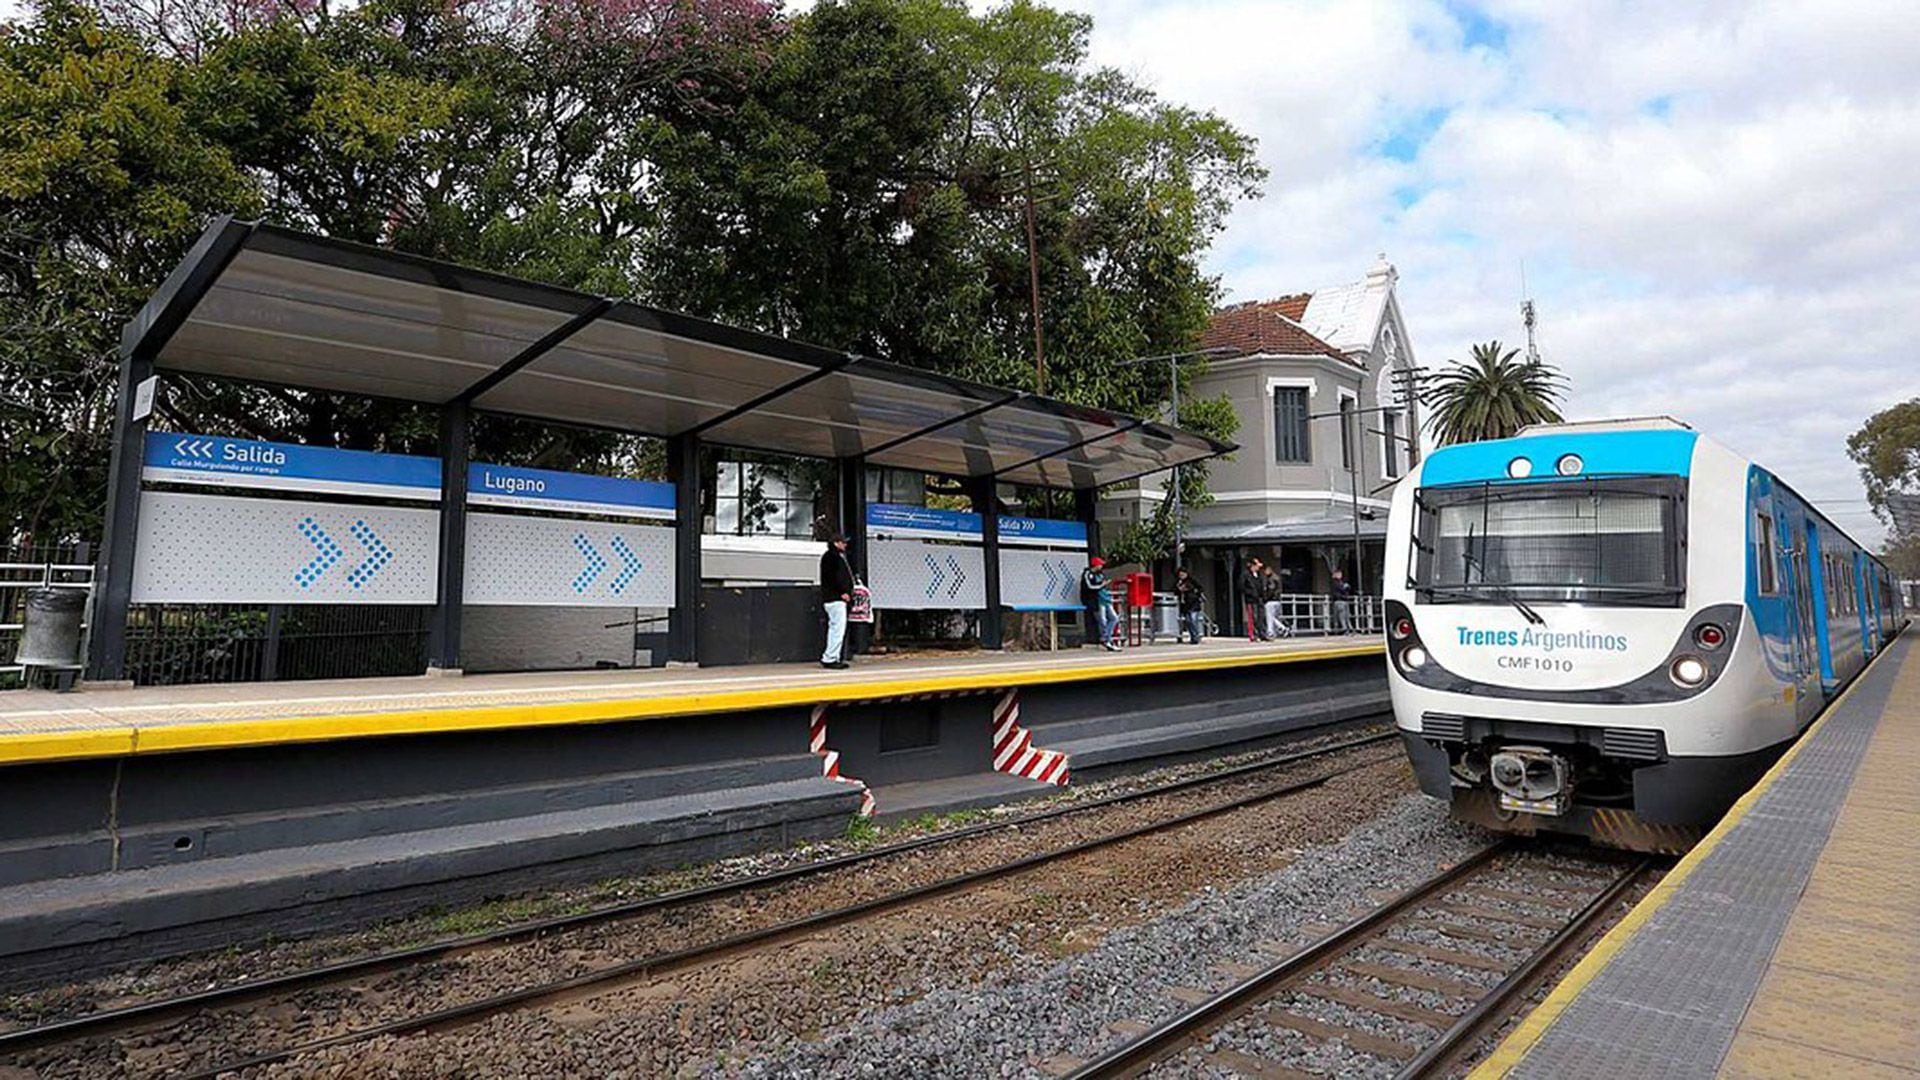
[1476,630,1917,1079]
[0,218,1400,982]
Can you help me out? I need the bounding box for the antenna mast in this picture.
[1520,263,1540,363]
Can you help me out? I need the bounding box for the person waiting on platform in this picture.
[1082,555,1120,651]
[1238,557,1267,641]
[1262,563,1292,639]
[819,534,854,668]
[1330,568,1355,635]
[1174,567,1207,645]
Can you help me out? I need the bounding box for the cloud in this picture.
[1066,0,1919,545]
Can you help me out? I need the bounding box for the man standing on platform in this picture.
[1175,567,1207,645]
[1330,568,1355,635]
[1082,555,1119,651]
[1262,563,1291,639]
[819,534,854,669]
[1238,557,1267,641]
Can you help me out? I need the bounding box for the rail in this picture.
[1066,847,1652,1078]
[0,725,1401,1073]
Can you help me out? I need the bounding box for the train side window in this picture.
[1754,512,1778,594]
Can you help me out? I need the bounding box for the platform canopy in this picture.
[124,218,1232,489]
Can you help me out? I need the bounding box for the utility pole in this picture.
[1023,158,1046,394]
[1390,364,1430,465]
[1117,347,1234,576]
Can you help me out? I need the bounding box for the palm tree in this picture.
[1424,341,1567,445]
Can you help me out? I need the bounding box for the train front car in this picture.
[1383,418,1795,854]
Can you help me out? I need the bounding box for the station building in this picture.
[1103,256,1424,635]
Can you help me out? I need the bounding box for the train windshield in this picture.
[1412,477,1686,606]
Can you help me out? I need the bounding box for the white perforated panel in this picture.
[464,513,676,608]
[866,539,986,611]
[131,491,439,604]
[1000,548,1085,610]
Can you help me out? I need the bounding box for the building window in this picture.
[713,460,822,539]
[1383,411,1400,480]
[1273,387,1310,464]
[1338,394,1357,471]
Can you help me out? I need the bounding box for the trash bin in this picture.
[1151,592,1180,640]
[14,587,85,669]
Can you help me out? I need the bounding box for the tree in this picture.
[0,0,262,545]
[1422,340,1566,446]
[1,0,1256,549]
[1845,398,1920,525]
[1881,529,1920,580]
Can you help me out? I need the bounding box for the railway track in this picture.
[0,721,1402,1078]
[1065,842,1652,1079]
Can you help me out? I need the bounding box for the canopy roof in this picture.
[125,218,1232,489]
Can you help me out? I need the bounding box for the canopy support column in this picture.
[839,456,868,656]
[1074,487,1101,645]
[667,434,703,664]
[970,476,1003,650]
[427,401,470,674]
[85,353,152,682]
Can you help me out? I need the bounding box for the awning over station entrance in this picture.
[128,218,1232,489]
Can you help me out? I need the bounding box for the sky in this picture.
[1048,0,1916,546]
[4,0,1911,542]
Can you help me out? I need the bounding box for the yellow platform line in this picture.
[1469,629,1910,1079]
[0,643,1382,766]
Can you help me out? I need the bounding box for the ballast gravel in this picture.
[734,793,1486,1079]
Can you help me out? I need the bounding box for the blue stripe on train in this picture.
[1419,429,1699,486]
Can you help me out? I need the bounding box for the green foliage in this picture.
[1845,397,1920,525]
[0,0,261,542]
[1422,340,1566,446]
[0,0,1258,546]
[1881,529,1920,579]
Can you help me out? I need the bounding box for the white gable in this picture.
[1297,254,1397,354]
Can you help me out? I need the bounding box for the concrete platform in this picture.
[0,636,1380,765]
[1474,630,1916,1079]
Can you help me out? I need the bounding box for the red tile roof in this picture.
[1201,298,1356,365]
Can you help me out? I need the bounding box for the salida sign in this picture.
[142,433,675,519]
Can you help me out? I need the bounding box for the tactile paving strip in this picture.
[1506,636,1909,1079]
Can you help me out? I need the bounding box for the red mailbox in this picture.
[1126,571,1155,608]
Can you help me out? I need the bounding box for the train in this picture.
[1382,417,1907,853]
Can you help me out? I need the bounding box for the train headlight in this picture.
[1402,646,1428,671]
[1556,453,1584,476]
[1694,623,1726,650]
[1507,457,1534,479]
[1670,655,1708,687]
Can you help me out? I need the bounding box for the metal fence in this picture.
[1239,593,1384,638]
[123,604,432,686]
[2,542,431,687]
[1,558,96,683]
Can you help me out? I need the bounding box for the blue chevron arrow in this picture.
[1042,559,1058,597]
[294,517,343,589]
[346,520,393,589]
[946,553,965,599]
[925,552,944,598]
[572,533,607,593]
[609,535,641,594]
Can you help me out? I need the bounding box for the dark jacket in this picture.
[1261,571,1284,602]
[1175,576,1206,613]
[1237,566,1261,606]
[820,546,854,603]
[1081,566,1109,603]
[1330,577,1353,601]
